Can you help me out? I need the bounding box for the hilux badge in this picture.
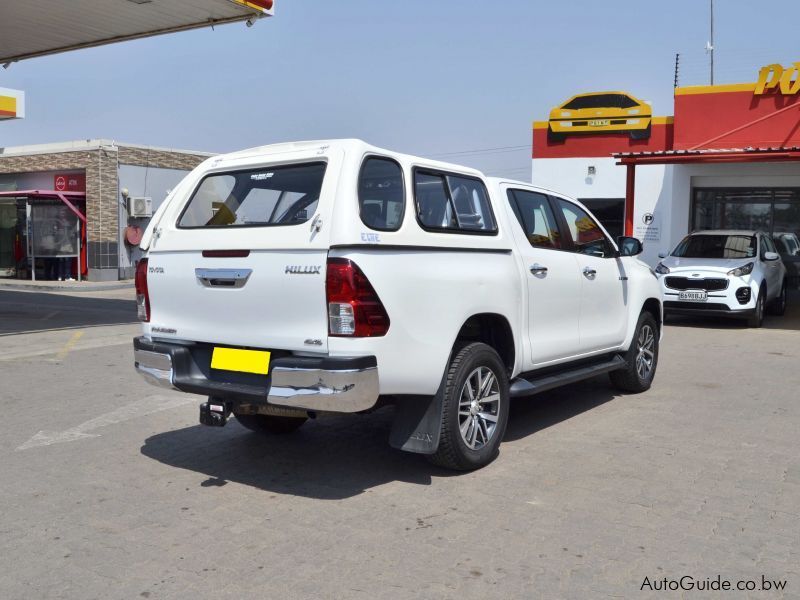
[285,265,321,275]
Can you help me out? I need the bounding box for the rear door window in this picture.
[177,162,326,228]
[358,157,405,231]
[507,189,562,249]
[414,170,497,234]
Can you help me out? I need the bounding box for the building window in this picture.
[692,188,800,287]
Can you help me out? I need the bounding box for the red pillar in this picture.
[624,164,635,237]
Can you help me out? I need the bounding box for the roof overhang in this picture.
[0,0,273,65]
[615,146,800,166]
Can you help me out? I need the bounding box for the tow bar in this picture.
[199,398,230,427]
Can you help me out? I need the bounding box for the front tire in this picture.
[747,287,766,328]
[428,343,510,471]
[234,413,307,434]
[610,311,659,393]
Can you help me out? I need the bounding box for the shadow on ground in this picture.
[0,290,136,335]
[140,376,620,499]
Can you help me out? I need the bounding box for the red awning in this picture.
[0,189,86,223]
[615,146,800,165]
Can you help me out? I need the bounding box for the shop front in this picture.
[0,140,212,281]
[0,190,87,281]
[531,61,800,285]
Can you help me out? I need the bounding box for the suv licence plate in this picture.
[589,119,611,127]
[678,290,707,302]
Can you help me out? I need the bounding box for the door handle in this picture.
[529,263,548,275]
[582,267,597,279]
[195,268,252,288]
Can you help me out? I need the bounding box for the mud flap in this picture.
[389,390,443,455]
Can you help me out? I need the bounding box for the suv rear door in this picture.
[145,151,341,353]
[505,187,582,366]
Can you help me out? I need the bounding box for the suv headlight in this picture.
[654,262,670,275]
[727,262,754,277]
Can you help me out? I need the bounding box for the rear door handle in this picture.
[195,268,252,288]
[582,267,597,279]
[529,263,548,275]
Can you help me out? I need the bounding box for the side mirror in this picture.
[764,251,781,261]
[658,251,668,259]
[617,236,643,257]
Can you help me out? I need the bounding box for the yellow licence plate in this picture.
[589,119,611,127]
[211,347,271,375]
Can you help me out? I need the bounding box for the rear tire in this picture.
[747,287,766,328]
[234,413,307,434]
[609,311,659,393]
[428,343,510,471]
[768,281,787,316]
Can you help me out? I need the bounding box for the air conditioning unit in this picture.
[127,196,153,218]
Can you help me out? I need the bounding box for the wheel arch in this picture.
[453,313,516,376]
[641,297,662,330]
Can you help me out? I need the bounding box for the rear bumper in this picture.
[133,336,379,413]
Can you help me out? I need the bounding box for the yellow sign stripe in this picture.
[675,83,756,96]
[211,347,271,375]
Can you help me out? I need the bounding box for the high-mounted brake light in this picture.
[135,258,150,322]
[326,258,390,337]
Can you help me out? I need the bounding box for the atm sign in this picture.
[54,173,86,192]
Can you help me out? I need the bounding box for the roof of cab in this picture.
[209,138,486,177]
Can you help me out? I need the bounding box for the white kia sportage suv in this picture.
[655,230,787,327]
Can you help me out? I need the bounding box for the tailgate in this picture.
[146,249,329,352]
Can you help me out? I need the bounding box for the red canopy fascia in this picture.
[0,189,86,223]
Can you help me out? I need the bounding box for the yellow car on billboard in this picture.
[548,91,652,142]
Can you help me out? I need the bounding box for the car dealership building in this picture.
[531,62,800,284]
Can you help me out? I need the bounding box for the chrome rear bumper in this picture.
[133,337,379,413]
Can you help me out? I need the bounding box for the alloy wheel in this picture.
[635,324,655,381]
[458,366,501,450]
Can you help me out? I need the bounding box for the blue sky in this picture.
[1,0,799,179]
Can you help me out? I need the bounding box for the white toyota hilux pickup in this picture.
[134,139,662,470]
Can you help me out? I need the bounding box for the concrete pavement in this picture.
[0,289,797,599]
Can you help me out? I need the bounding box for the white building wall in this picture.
[533,158,800,267]
[532,157,669,265]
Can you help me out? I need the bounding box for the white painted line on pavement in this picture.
[16,394,196,450]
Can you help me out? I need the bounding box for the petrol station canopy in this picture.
[0,0,273,65]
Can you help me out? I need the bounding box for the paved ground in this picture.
[0,289,798,599]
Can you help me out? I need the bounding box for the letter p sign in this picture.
[755,62,800,95]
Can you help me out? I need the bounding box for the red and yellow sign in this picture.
[231,0,274,13]
[754,62,800,95]
[0,87,24,120]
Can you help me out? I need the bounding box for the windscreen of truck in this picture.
[177,162,326,228]
[672,234,756,259]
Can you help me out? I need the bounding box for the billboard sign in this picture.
[0,87,24,120]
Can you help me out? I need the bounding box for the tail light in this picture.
[326,258,389,337]
[135,258,150,322]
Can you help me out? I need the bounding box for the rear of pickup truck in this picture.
[133,146,382,416]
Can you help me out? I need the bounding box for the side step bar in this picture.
[509,355,627,398]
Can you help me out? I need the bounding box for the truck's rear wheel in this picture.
[428,343,509,471]
[234,413,307,434]
[609,311,659,393]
